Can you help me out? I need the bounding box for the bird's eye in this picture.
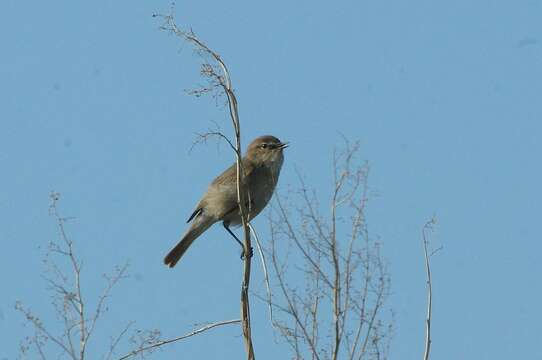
[260,143,268,149]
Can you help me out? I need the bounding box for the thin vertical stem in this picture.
[422,219,438,360]
[161,15,256,359]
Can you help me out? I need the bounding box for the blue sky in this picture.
[1,0,541,359]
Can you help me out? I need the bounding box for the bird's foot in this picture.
[240,247,254,260]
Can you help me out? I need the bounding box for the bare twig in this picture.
[16,192,131,360]
[266,141,392,360]
[155,9,255,359]
[422,217,439,360]
[190,124,237,154]
[250,224,274,323]
[116,319,241,360]
[15,301,76,359]
[105,321,135,360]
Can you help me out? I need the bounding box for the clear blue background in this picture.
[1,0,541,359]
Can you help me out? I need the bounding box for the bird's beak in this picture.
[279,142,289,149]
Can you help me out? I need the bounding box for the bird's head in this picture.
[246,135,288,167]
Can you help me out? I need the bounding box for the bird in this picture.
[164,135,288,268]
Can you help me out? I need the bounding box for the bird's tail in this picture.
[164,216,214,268]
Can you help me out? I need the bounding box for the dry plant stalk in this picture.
[154,9,255,359]
[422,218,439,360]
[117,319,241,360]
[16,192,129,360]
[16,192,241,359]
[264,140,393,360]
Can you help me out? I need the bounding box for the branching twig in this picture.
[116,319,241,360]
[16,192,131,360]
[105,321,135,360]
[155,9,255,359]
[190,122,237,154]
[266,141,392,360]
[250,224,274,324]
[422,217,440,360]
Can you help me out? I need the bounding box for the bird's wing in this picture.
[206,159,258,218]
[186,207,203,223]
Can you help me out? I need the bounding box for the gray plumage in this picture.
[164,135,287,268]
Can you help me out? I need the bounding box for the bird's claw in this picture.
[240,247,254,260]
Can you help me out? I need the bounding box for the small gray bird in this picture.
[164,135,288,268]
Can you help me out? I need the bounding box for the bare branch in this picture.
[15,301,76,359]
[422,217,439,360]
[17,192,131,360]
[86,263,130,349]
[266,141,392,360]
[275,193,333,289]
[189,120,237,155]
[192,131,236,153]
[155,9,255,359]
[105,321,135,360]
[116,319,241,360]
[250,224,274,324]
